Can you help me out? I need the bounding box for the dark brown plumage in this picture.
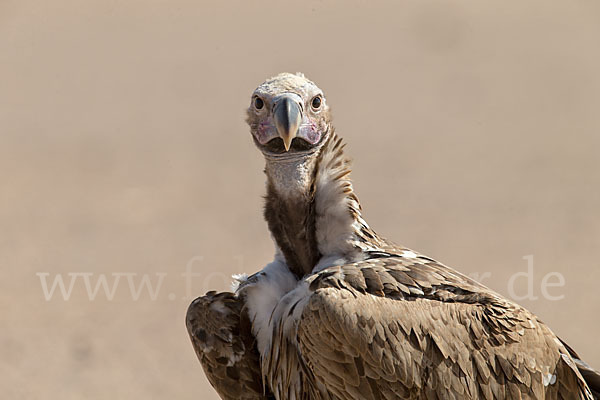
[263,179,320,279]
[187,73,599,400]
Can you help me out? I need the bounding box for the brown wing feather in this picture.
[186,291,272,400]
[297,255,593,400]
[560,339,600,399]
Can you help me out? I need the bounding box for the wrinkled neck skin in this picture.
[264,152,316,202]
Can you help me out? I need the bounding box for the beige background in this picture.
[1,1,599,398]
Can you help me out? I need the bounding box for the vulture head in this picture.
[247,72,332,155]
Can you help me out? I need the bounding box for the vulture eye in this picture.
[311,96,322,110]
[254,97,264,110]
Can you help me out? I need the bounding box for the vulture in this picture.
[186,73,600,400]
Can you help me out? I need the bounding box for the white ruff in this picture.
[239,258,298,357]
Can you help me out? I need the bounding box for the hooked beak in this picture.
[273,95,302,151]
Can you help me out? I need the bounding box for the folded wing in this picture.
[186,291,272,400]
[296,256,593,400]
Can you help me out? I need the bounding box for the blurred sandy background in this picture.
[1,0,599,398]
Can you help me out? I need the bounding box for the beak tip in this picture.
[274,95,302,153]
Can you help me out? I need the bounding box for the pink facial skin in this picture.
[298,120,321,145]
[256,118,277,145]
